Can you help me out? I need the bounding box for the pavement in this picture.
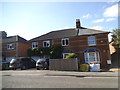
[109,68,120,72]
[2,69,119,77]
[44,70,119,77]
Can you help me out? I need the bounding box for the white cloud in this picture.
[103,4,118,17]
[93,17,116,23]
[93,19,105,23]
[107,0,119,3]
[82,13,90,18]
[91,26,104,30]
[106,18,116,22]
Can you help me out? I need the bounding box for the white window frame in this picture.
[84,52,100,64]
[88,36,96,46]
[7,43,14,50]
[43,40,50,47]
[32,42,38,49]
[61,38,69,46]
[63,53,71,59]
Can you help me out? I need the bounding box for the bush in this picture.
[65,53,77,59]
[80,64,90,72]
[27,45,63,59]
[50,45,63,59]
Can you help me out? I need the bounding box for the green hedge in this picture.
[65,53,77,59]
[27,45,63,59]
[80,64,90,72]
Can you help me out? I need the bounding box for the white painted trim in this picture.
[61,38,69,46]
[32,42,38,49]
[43,40,50,47]
[62,53,71,59]
[84,52,100,64]
[7,43,14,50]
[88,36,96,46]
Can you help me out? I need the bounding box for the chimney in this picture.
[0,31,7,39]
[76,19,81,28]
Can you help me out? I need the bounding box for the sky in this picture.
[0,1,119,41]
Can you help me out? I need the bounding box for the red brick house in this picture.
[28,19,110,68]
[1,31,28,62]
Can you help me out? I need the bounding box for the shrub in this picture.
[80,64,90,72]
[50,45,63,59]
[65,53,77,59]
[27,45,63,59]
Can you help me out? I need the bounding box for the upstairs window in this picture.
[32,42,38,49]
[7,44,14,50]
[88,36,96,46]
[43,41,50,47]
[62,38,69,46]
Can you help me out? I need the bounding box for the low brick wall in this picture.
[49,58,78,71]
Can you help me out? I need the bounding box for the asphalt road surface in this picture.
[1,69,119,88]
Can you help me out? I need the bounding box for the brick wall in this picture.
[17,42,29,57]
[2,42,28,58]
[49,58,78,71]
[28,33,110,68]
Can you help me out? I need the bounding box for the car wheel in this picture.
[41,67,44,70]
[13,68,16,70]
[21,66,26,70]
[36,68,40,70]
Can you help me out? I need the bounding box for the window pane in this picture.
[46,42,49,47]
[88,36,95,40]
[7,45,9,49]
[32,42,38,48]
[89,41,96,45]
[62,38,69,46]
[66,39,69,45]
[62,40,65,45]
[43,41,50,47]
[88,36,96,46]
[84,53,88,61]
[44,42,46,47]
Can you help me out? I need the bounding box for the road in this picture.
[1,69,119,88]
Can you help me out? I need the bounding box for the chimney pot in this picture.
[76,19,81,28]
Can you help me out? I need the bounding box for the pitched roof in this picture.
[30,27,109,41]
[30,28,77,41]
[78,28,107,35]
[3,35,27,43]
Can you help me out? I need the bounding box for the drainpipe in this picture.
[16,35,18,58]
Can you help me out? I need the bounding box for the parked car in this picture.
[9,57,36,70]
[2,61,10,70]
[36,58,49,70]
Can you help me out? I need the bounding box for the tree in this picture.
[50,45,63,59]
[27,45,63,59]
[112,29,120,50]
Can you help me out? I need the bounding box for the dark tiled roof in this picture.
[78,28,107,35]
[30,27,109,41]
[30,28,77,41]
[3,35,27,43]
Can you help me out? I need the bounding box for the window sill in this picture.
[88,44,96,46]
